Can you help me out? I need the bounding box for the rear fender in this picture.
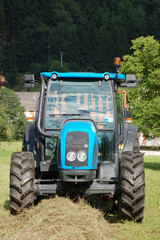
[123,123,137,152]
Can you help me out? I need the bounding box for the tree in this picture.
[120,36,160,137]
[0,88,26,141]
[0,42,5,71]
[0,0,6,40]
[2,0,160,86]
[0,104,12,141]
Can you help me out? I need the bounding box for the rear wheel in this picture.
[10,152,35,215]
[120,145,145,222]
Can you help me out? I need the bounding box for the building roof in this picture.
[16,92,39,111]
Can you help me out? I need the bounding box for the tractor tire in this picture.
[120,144,145,222]
[10,152,35,215]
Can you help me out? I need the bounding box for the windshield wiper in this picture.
[49,113,81,117]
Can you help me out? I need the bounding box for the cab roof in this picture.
[40,71,125,80]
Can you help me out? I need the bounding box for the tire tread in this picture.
[120,139,145,222]
[10,151,35,215]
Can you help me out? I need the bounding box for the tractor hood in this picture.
[57,120,98,170]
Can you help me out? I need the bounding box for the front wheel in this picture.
[10,152,35,215]
[120,149,145,222]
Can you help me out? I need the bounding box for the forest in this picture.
[1,0,160,87]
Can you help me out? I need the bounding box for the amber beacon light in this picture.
[114,57,121,67]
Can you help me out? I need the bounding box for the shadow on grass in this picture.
[144,162,160,170]
[86,196,121,223]
[3,200,10,211]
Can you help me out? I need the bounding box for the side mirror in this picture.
[126,74,137,88]
[120,74,137,88]
[24,74,35,88]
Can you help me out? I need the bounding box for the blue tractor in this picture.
[10,58,145,222]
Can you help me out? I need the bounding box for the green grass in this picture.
[0,142,160,239]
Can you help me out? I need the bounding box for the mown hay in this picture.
[0,196,117,240]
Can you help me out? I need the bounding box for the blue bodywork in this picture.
[41,71,125,80]
[58,120,98,170]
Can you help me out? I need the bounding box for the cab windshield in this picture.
[45,79,114,130]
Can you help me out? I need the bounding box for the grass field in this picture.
[0,142,160,240]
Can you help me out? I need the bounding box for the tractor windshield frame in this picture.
[44,78,115,131]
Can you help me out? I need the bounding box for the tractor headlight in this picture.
[77,151,87,162]
[66,151,76,161]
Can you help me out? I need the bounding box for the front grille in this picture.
[65,131,88,167]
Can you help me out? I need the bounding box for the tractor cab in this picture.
[42,72,117,182]
[44,73,116,166]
